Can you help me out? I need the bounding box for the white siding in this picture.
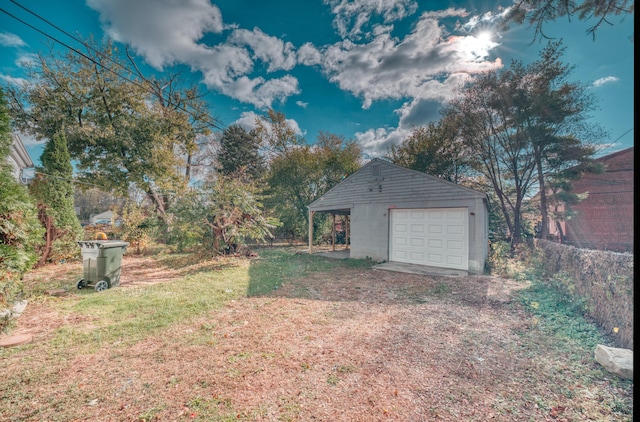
[309,159,489,274]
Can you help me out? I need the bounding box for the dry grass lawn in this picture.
[1,248,633,421]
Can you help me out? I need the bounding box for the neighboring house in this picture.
[550,147,634,253]
[90,210,114,225]
[308,158,489,274]
[7,133,34,184]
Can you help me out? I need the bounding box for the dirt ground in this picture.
[2,254,633,421]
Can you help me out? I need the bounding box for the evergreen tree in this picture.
[0,88,43,323]
[217,124,264,179]
[29,131,82,265]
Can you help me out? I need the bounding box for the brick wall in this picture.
[564,147,634,253]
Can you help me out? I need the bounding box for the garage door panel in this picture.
[428,225,443,233]
[447,225,463,235]
[447,240,463,250]
[428,239,442,248]
[447,255,463,265]
[390,208,468,270]
[411,224,425,233]
[428,253,444,263]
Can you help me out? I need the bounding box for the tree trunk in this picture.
[35,204,66,268]
[535,151,550,239]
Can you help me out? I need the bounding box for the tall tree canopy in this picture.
[217,124,264,179]
[29,131,83,265]
[503,0,634,39]
[443,41,602,246]
[265,131,362,238]
[387,121,468,183]
[5,39,213,224]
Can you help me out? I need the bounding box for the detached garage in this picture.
[308,159,489,274]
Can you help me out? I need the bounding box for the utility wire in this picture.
[9,0,225,131]
[1,2,227,131]
[28,169,111,189]
[610,127,633,144]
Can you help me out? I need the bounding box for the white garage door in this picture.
[390,208,468,270]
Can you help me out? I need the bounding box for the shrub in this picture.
[0,88,45,330]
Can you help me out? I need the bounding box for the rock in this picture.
[0,300,28,320]
[0,334,33,348]
[11,300,28,317]
[594,344,633,380]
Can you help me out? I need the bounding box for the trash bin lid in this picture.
[97,240,129,248]
[78,240,129,248]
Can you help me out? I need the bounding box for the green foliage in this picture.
[387,121,468,182]
[0,88,44,323]
[517,278,606,354]
[500,244,607,353]
[170,174,278,253]
[29,131,82,263]
[113,202,158,254]
[6,39,212,224]
[265,130,361,239]
[444,41,601,247]
[217,124,264,179]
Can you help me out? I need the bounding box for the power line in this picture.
[27,169,111,189]
[610,127,633,144]
[1,2,228,131]
[9,0,224,130]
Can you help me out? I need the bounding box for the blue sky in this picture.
[0,0,634,165]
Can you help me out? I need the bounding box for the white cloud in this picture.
[16,53,38,67]
[87,0,301,109]
[0,32,26,47]
[0,74,27,86]
[592,76,619,87]
[227,28,297,72]
[457,8,509,33]
[87,0,223,69]
[354,126,408,158]
[233,111,304,136]
[316,9,502,109]
[297,42,323,66]
[354,97,443,157]
[296,101,309,108]
[324,0,418,39]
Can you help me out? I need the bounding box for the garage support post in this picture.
[346,215,350,250]
[332,213,336,251]
[308,210,315,254]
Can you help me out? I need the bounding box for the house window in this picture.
[372,164,381,178]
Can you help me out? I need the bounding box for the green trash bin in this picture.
[76,240,129,292]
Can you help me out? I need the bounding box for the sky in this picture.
[0,0,634,166]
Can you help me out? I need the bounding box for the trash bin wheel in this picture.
[76,279,86,289]
[95,279,109,292]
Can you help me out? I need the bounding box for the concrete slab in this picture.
[372,261,468,277]
[313,250,350,260]
[0,334,33,348]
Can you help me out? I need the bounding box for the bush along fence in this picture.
[534,239,633,350]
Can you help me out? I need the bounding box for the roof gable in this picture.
[309,158,486,210]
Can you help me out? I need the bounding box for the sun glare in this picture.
[459,30,498,61]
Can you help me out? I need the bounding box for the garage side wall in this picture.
[349,203,390,261]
